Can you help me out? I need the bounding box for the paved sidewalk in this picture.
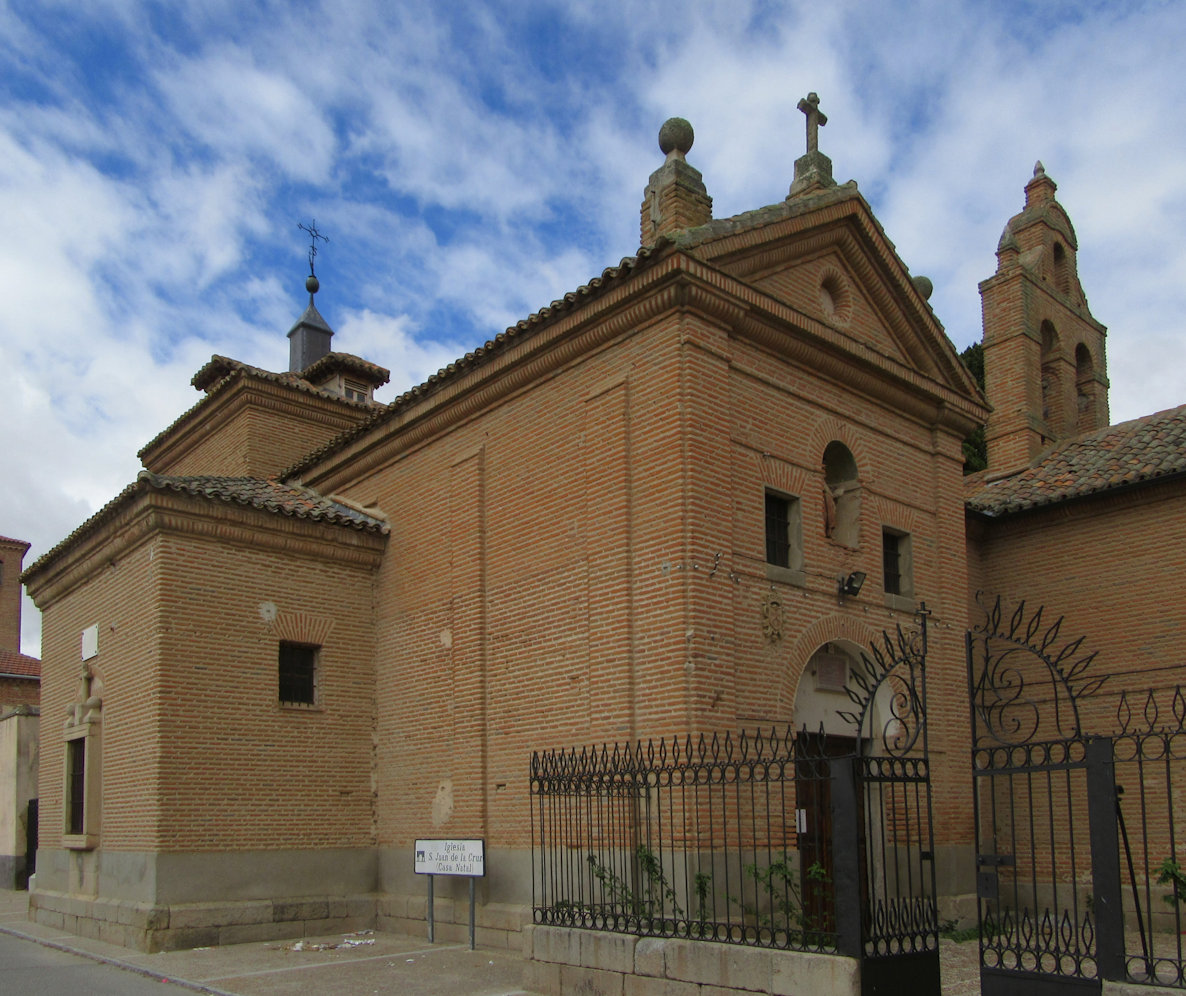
[0,889,983,994]
[0,891,541,996]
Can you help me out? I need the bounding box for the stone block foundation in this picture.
[524,925,860,996]
[28,888,530,953]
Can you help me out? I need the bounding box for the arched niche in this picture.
[822,441,860,548]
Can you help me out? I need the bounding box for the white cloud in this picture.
[2,0,1186,658]
[154,46,337,186]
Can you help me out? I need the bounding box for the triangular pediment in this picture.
[674,188,979,399]
[751,247,912,366]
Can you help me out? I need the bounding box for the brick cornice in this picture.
[25,488,385,609]
[978,264,1106,336]
[687,195,973,392]
[298,264,693,492]
[140,374,371,473]
[299,258,985,495]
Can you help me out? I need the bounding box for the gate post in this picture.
[1086,736,1124,981]
[831,755,863,959]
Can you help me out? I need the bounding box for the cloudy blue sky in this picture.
[3,0,1185,655]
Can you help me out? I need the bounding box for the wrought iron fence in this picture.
[529,726,841,952]
[969,594,1186,993]
[530,618,940,996]
[1110,686,1186,989]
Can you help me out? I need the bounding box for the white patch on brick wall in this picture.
[258,602,278,625]
[432,779,454,826]
[81,625,98,661]
[439,628,452,648]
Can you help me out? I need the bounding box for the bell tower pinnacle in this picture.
[979,164,1109,470]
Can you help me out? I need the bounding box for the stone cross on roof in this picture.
[788,91,836,198]
[797,92,827,155]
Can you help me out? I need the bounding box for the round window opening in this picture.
[818,270,851,325]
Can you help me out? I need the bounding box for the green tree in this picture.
[961,341,987,474]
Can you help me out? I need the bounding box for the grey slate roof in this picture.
[966,403,1186,516]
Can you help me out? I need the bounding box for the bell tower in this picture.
[979,164,1109,470]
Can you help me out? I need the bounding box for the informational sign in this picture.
[415,838,485,877]
[81,625,99,661]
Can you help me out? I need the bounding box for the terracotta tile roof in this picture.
[966,404,1186,516]
[282,184,939,481]
[0,536,30,548]
[25,473,388,581]
[0,649,39,679]
[281,244,670,478]
[300,351,390,387]
[136,474,390,531]
[139,356,381,460]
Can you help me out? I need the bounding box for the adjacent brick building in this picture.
[21,111,1183,953]
[0,535,40,889]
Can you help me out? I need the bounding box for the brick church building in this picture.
[21,101,1186,954]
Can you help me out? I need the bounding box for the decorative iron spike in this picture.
[1144,688,1160,730]
[1064,649,1098,679]
[1009,599,1027,639]
[1117,689,1133,731]
[987,593,1003,633]
[1041,615,1066,655]
[1025,605,1044,645]
[1053,633,1084,666]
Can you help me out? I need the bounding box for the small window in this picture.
[66,738,87,836]
[344,379,369,402]
[765,491,802,571]
[279,642,318,705]
[882,528,913,601]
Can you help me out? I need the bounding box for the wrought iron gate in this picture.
[967,596,1115,996]
[838,609,941,995]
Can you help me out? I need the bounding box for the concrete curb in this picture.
[0,922,241,996]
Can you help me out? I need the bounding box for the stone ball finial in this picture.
[658,117,694,157]
[306,274,320,295]
[912,275,934,301]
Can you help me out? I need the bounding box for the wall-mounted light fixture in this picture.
[839,571,866,597]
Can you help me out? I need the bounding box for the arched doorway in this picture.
[791,640,874,933]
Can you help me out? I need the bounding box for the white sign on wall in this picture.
[81,625,99,661]
[414,839,485,877]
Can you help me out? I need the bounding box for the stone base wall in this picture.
[29,888,378,952]
[524,925,860,996]
[29,888,531,953]
[0,854,27,891]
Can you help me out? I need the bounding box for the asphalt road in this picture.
[0,929,205,995]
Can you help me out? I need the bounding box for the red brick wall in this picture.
[332,300,977,854]
[146,386,371,479]
[149,531,378,851]
[0,677,38,708]
[37,536,162,851]
[0,539,28,654]
[36,518,380,854]
[969,478,1186,697]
